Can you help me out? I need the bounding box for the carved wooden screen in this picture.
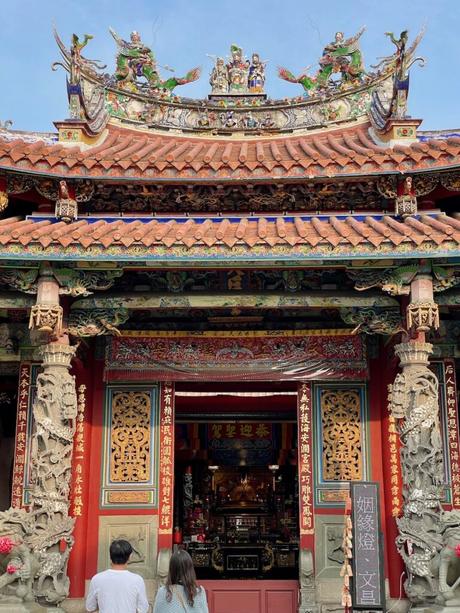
[110,390,151,483]
[320,388,363,481]
[102,385,158,508]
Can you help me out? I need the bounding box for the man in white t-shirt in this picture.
[86,539,150,613]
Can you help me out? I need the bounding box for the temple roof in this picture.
[0,212,458,262]
[1,122,460,182]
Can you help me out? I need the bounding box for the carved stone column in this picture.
[0,342,77,610]
[29,342,77,606]
[388,339,444,606]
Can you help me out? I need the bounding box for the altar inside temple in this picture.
[175,387,299,580]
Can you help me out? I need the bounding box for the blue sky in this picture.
[1,0,458,132]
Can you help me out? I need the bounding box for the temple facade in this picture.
[0,25,459,613]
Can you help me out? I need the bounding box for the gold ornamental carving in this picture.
[321,388,362,481]
[29,304,63,335]
[321,489,350,502]
[107,491,151,504]
[407,302,440,332]
[110,391,151,483]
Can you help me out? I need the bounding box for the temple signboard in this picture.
[351,482,385,610]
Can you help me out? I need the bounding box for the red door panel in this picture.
[201,580,298,613]
[266,589,296,613]
[212,590,261,613]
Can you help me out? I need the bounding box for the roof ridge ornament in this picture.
[369,28,426,145]
[108,27,201,95]
[278,27,366,96]
[51,27,421,136]
[52,28,109,142]
[209,44,267,101]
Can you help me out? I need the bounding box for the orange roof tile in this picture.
[0,213,458,260]
[0,123,460,181]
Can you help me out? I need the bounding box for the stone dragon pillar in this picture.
[388,274,444,607]
[0,267,77,611]
[28,341,77,607]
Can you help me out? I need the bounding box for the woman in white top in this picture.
[153,549,208,613]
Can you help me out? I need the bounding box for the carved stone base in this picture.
[0,605,53,613]
[60,599,86,613]
[409,607,444,613]
[385,598,411,613]
[299,601,319,613]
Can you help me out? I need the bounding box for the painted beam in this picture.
[436,291,460,306]
[71,291,399,310]
[0,292,34,308]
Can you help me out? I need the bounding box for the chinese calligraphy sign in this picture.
[298,383,314,537]
[159,382,175,537]
[11,363,32,508]
[445,360,460,508]
[71,384,86,518]
[351,482,385,610]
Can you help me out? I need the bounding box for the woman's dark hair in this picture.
[166,549,199,606]
[109,539,133,565]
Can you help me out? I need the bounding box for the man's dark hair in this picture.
[109,539,133,565]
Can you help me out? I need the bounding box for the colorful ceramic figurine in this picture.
[210,45,266,94]
[210,57,229,94]
[248,53,266,93]
[227,44,250,93]
[278,27,365,95]
[109,28,200,94]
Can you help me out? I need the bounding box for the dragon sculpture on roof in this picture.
[109,28,201,94]
[278,27,366,95]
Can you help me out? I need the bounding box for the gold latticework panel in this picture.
[110,391,151,483]
[321,389,362,481]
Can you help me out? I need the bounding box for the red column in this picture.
[158,382,175,551]
[297,383,315,552]
[378,340,404,598]
[84,356,105,580]
[68,348,95,598]
[368,345,389,576]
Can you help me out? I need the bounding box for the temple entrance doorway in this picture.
[173,382,299,613]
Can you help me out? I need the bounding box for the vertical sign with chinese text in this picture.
[445,360,460,508]
[158,382,175,544]
[71,384,86,518]
[351,482,385,610]
[11,363,31,508]
[387,415,402,517]
[298,383,314,544]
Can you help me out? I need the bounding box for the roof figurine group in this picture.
[55,26,423,99]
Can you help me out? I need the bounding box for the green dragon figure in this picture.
[278,27,365,95]
[109,28,200,94]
